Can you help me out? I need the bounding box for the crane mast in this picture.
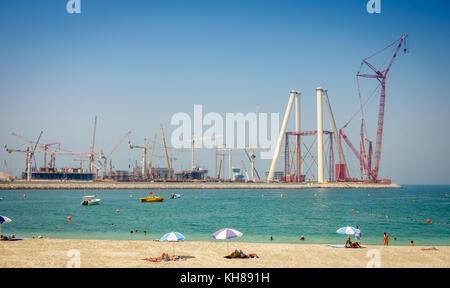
[160,123,172,179]
[89,116,97,173]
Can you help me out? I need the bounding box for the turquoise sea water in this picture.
[0,185,449,246]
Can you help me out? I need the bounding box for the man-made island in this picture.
[0,180,402,190]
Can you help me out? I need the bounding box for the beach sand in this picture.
[0,239,448,268]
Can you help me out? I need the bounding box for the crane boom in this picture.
[106,131,131,159]
[160,124,172,179]
[354,34,408,180]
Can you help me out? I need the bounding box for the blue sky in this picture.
[0,0,449,184]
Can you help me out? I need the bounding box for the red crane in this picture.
[342,34,408,181]
[42,142,60,169]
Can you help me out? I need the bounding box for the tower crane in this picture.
[11,132,61,170]
[100,131,131,178]
[28,131,43,181]
[128,138,150,180]
[185,134,222,170]
[89,116,98,173]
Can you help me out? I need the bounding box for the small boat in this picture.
[170,193,181,199]
[81,195,101,206]
[140,196,164,203]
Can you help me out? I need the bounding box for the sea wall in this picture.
[0,181,402,190]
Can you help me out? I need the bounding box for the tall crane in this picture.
[342,34,408,180]
[128,138,149,180]
[89,116,98,173]
[11,132,60,170]
[160,123,172,179]
[28,131,43,181]
[100,131,131,178]
[41,142,60,169]
[185,134,222,170]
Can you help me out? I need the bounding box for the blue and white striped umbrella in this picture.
[159,232,185,242]
[0,215,12,224]
[336,226,360,235]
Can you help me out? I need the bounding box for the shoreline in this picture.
[0,238,447,268]
[0,181,402,190]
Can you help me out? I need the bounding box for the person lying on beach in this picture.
[154,253,179,261]
[143,253,181,262]
[226,250,259,259]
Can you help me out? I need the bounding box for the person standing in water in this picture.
[383,232,389,246]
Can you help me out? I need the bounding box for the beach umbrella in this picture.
[0,215,12,235]
[212,228,243,254]
[159,232,185,256]
[160,232,185,242]
[336,226,360,235]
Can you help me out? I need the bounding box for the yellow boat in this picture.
[139,196,165,203]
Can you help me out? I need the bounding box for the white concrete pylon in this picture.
[267,90,299,182]
[316,87,324,183]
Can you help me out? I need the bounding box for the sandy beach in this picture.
[0,238,448,268]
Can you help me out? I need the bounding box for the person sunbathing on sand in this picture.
[155,253,176,261]
[227,250,259,259]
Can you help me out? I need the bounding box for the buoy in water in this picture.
[427,219,431,223]
[23,194,26,198]
[116,209,120,214]
[351,209,355,213]
[67,216,71,221]
[412,200,415,203]
[280,194,283,198]
[309,200,312,204]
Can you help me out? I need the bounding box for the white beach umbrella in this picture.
[0,215,12,235]
[336,226,360,235]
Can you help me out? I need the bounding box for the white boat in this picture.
[170,193,181,199]
[81,195,101,206]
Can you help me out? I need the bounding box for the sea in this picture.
[0,185,449,246]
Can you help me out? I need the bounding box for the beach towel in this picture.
[421,247,439,251]
[328,245,346,248]
[142,257,183,262]
[224,254,259,259]
[7,239,23,241]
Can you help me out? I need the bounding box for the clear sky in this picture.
[1,0,449,184]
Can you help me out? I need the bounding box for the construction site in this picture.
[0,34,408,188]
